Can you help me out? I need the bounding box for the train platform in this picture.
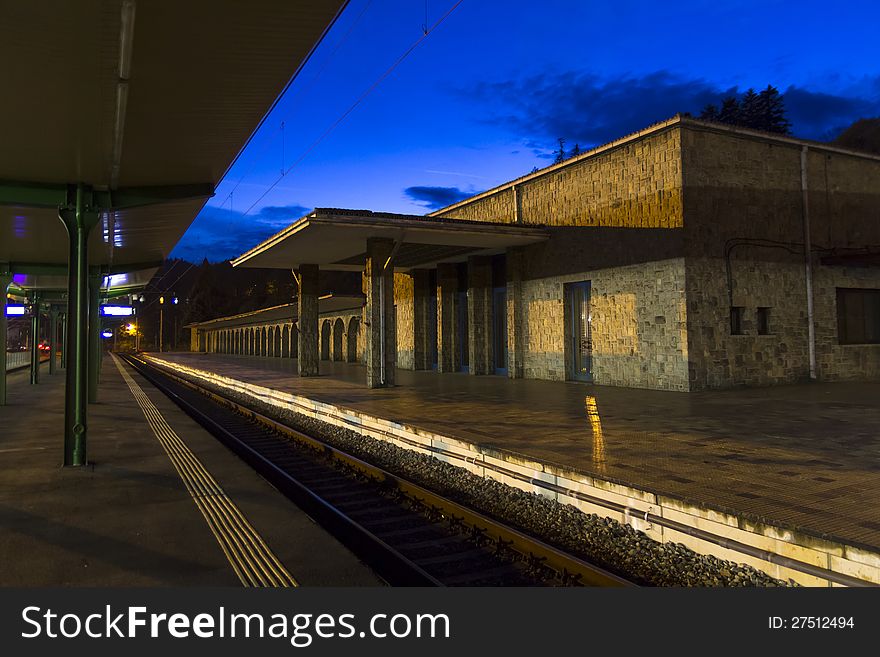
[0,353,382,587]
[147,351,880,586]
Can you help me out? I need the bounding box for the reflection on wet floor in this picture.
[585,396,606,474]
[153,353,880,549]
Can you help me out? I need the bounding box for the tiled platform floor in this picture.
[0,356,381,586]
[155,352,880,551]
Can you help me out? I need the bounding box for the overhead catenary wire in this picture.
[240,0,464,219]
[214,0,376,213]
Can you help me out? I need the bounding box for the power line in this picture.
[241,0,464,218]
[215,0,376,212]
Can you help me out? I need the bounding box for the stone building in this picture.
[220,115,880,392]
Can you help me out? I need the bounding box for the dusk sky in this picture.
[171,0,880,263]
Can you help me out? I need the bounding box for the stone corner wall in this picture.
[521,257,689,391]
[435,126,684,229]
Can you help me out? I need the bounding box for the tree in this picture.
[739,88,760,129]
[834,117,880,154]
[757,85,791,134]
[699,104,720,121]
[717,96,741,125]
[698,85,792,134]
[570,143,582,158]
[553,137,567,164]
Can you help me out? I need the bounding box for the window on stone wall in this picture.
[756,307,771,335]
[730,307,745,335]
[837,288,880,344]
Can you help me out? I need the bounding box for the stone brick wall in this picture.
[686,258,880,388]
[814,267,880,381]
[434,125,683,228]
[686,258,810,388]
[394,272,415,369]
[681,122,880,253]
[681,122,880,388]
[520,258,689,391]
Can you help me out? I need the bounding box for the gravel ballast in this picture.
[154,363,796,587]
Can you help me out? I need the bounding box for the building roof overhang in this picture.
[0,0,348,294]
[186,294,364,331]
[231,209,549,272]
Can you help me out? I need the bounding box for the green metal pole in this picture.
[0,267,11,405]
[88,273,101,403]
[60,184,99,467]
[48,306,58,375]
[60,312,67,369]
[29,294,41,385]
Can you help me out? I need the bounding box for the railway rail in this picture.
[123,354,633,588]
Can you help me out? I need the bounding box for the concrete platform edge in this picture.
[144,355,880,587]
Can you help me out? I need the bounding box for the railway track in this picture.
[123,354,633,588]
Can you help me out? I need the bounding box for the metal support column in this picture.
[0,267,11,405]
[59,184,99,466]
[60,312,68,369]
[48,305,59,375]
[29,294,41,385]
[88,273,101,403]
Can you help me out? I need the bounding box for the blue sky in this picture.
[171,0,880,262]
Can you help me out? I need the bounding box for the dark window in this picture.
[756,307,771,335]
[837,288,880,344]
[730,307,745,335]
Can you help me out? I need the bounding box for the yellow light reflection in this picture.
[585,396,606,473]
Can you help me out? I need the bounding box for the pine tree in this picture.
[700,104,720,121]
[759,85,792,134]
[718,96,741,125]
[739,89,760,129]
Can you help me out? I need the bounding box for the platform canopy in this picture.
[231,209,550,272]
[0,0,348,292]
[186,295,365,332]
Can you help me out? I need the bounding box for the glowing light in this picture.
[101,305,134,316]
[5,305,25,316]
[585,396,606,473]
[101,330,113,338]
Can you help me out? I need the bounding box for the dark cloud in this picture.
[170,203,311,263]
[782,86,880,140]
[404,186,477,210]
[467,70,880,148]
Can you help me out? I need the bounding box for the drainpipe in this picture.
[801,146,817,380]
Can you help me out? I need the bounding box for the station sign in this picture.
[101,305,134,316]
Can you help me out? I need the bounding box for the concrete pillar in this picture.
[297,264,319,376]
[436,263,459,373]
[412,269,432,370]
[365,238,396,388]
[506,248,525,378]
[467,256,493,375]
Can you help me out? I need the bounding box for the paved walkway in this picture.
[0,355,381,586]
[155,352,880,551]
